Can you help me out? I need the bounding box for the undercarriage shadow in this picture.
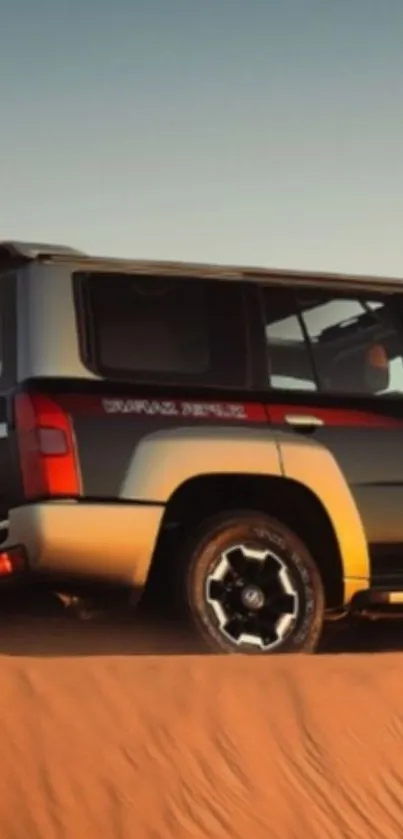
[0,587,402,657]
[0,587,206,657]
[320,617,403,654]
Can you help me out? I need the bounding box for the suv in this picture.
[0,239,402,654]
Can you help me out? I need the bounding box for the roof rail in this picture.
[0,241,86,262]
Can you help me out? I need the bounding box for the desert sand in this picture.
[0,614,402,839]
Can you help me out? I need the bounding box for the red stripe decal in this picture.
[56,395,403,428]
[266,405,403,428]
[58,395,267,422]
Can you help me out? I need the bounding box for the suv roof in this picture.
[1,239,402,293]
[0,241,87,261]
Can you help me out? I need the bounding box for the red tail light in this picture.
[15,393,81,500]
[0,548,26,576]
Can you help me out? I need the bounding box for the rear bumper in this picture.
[2,501,165,587]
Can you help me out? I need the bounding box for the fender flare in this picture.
[278,435,369,601]
[123,426,370,600]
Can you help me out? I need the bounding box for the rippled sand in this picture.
[0,613,402,839]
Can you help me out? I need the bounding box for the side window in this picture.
[85,274,210,375]
[262,288,318,391]
[297,293,403,396]
[0,296,3,379]
[0,277,9,384]
[76,273,249,388]
[0,271,18,392]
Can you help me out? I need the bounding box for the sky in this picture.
[1,0,403,276]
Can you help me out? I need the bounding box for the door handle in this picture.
[284,414,324,429]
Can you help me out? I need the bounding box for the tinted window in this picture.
[0,272,17,387]
[298,293,403,396]
[262,286,403,396]
[77,273,248,387]
[0,297,3,379]
[262,288,318,391]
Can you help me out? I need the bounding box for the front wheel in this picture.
[179,511,325,654]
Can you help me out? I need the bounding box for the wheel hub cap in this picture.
[241,584,265,611]
[205,544,299,651]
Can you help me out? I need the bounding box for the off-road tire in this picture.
[178,510,325,654]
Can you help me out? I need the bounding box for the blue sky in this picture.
[1,0,403,275]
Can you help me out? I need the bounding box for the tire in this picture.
[178,510,325,654]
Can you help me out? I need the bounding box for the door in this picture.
[257,284,403,584]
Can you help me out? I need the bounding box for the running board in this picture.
[351,588,403,618]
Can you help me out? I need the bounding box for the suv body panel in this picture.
[267,402,403,570]
[123,426,370,599]
[17,263,100,381]
[0,241,402,607]
[0,423,369,599]
[3,501,163,586]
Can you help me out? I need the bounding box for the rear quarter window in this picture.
[0,272,17,389]
[74,272,250,388]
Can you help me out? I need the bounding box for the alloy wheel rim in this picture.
[205,544,299,651]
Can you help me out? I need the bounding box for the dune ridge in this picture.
[0,647,402,839]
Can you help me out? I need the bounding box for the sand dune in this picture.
[0,615,402,839]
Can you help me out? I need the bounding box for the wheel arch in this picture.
[154,472,347,608]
